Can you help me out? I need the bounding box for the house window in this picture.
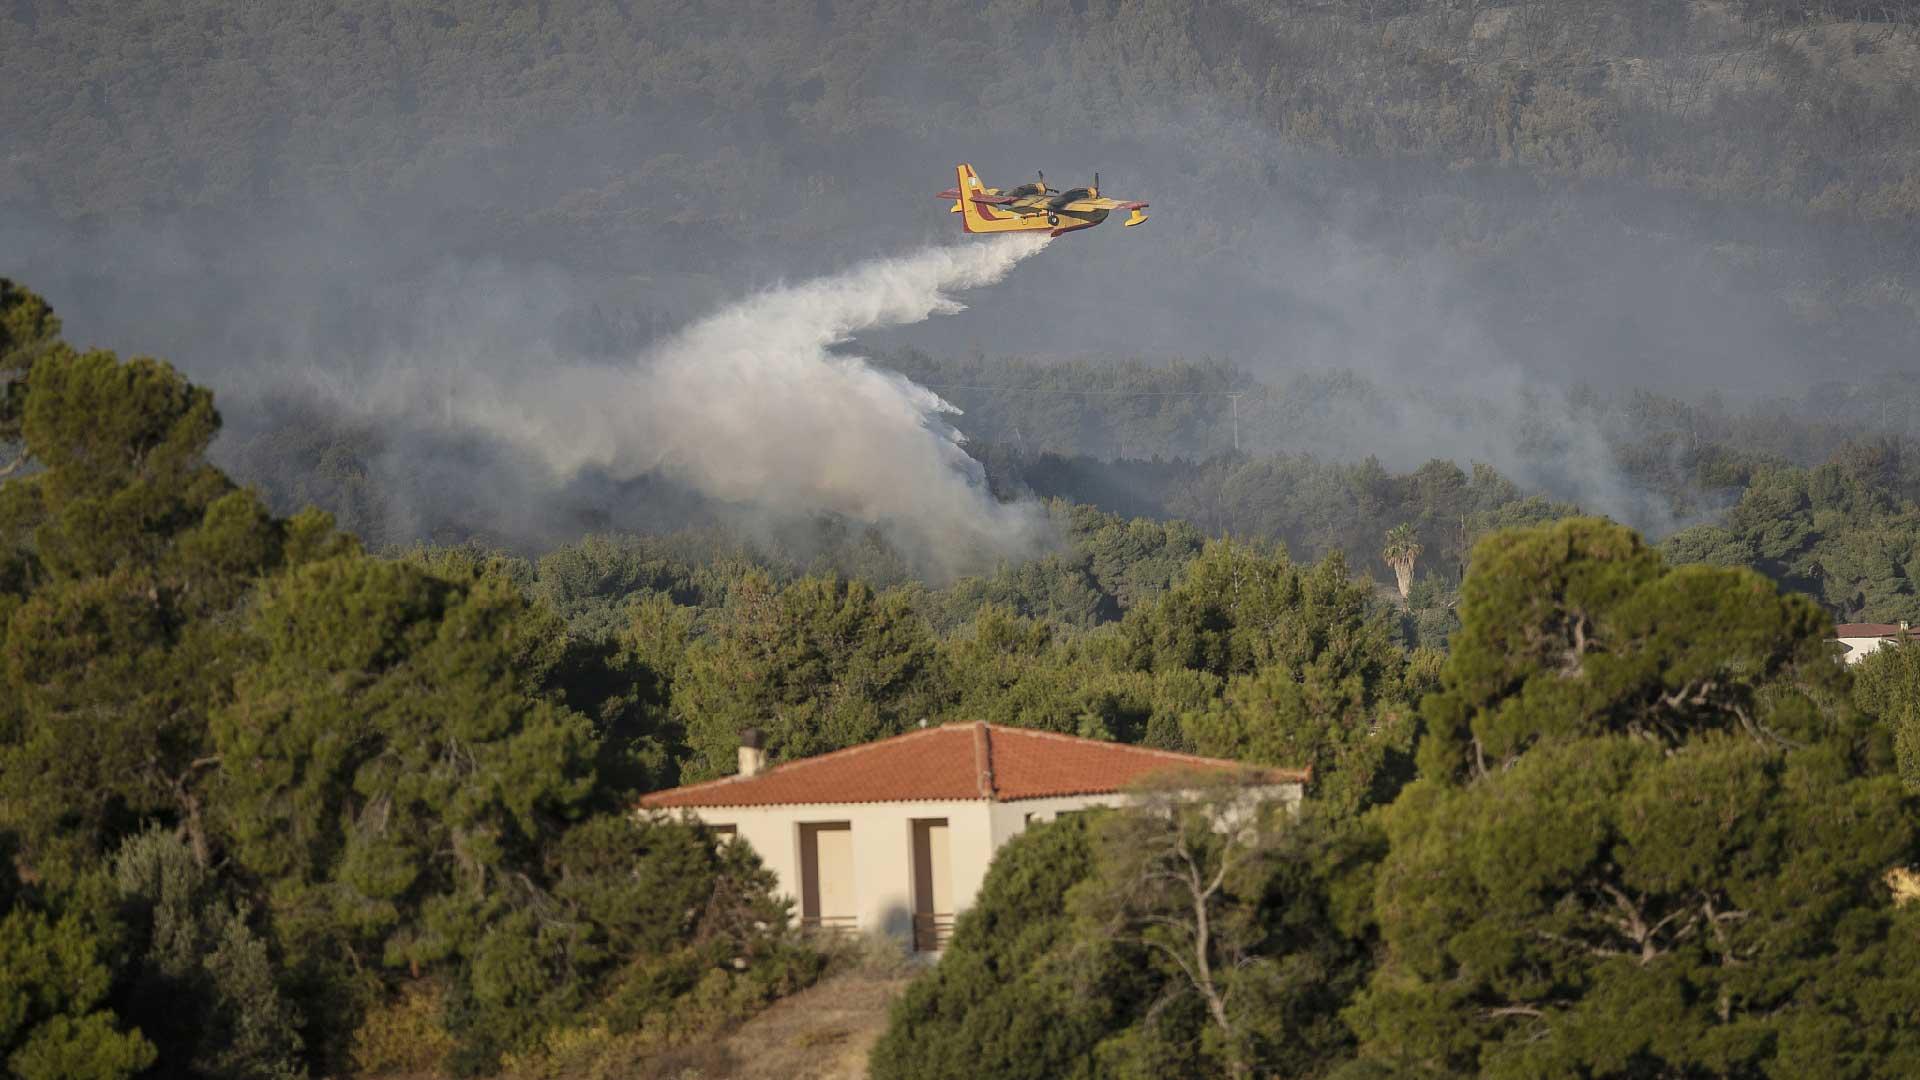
[798,822,856,933]
[910,818,953,952]
[708,823,737,844]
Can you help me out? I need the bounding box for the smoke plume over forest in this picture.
[6,0,1920,553]
[282,236,1055,570]
[11,7,1920,1077]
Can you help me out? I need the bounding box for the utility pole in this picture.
[1229,392,1242,453]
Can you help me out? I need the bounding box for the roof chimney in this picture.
[737,728,767,778]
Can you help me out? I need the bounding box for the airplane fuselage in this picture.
[938,164,1145,237]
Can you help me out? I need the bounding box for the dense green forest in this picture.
[875,517,1920,1079]
[0,281,828,1078]
[4,275,1428,1076]
[8,0,1920,1076]
[9,271,1920,1077]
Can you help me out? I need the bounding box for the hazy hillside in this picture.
[7,2,1919,582]
[7,0,1918,369]
[9,1,1920,226]
[10,0,1920,610]
[7,4,1920,1076]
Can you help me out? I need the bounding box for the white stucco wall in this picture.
[991,784,1304,846]
[676,800,990,940]
[659,781,1304,945]
[987,792,1132,849]
[1836,636,1891,664]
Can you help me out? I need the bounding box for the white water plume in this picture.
[315,235,1054,567]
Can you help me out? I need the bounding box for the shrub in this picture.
[348,982,456,1076]
[870,814,1111,1080]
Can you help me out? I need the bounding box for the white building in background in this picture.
[638,723,1308,952]
[1831,622,1919,664]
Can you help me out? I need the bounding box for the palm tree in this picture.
[1382,523,1422,602]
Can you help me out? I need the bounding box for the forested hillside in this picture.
[7,0,1919,378]
[8,2,1920,1074]
[886,350,1920,624]
[11,0,1920,587]
[215,342,1920,626]
[9,0,1920,234]
[0,279,1435,1076]
[10,273,1920,1077]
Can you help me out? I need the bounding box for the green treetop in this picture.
[1853,641,1920,793]
[1132,539,1420,813]
[0,280,61,463]
[0,344,345,880]
[0,830,156,1080]
[211,554,599,977]
[1417,517,1851,786]
[1347,517,1920,1078]
[672,572,948,781]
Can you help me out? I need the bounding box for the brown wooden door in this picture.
[799,822,855,932]
[911,818,952,951]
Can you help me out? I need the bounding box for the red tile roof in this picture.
[1833,623,1917,638]
[638,723,1310,809]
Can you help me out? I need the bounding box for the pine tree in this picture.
[1348,518,1920,1077]
[0,344,345,881]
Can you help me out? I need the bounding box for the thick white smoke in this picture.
[309,236,1054,567]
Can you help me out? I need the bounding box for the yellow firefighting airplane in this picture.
[936,163,1149,237]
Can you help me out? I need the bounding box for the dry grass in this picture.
[360,936,924,1080]
[648,932,918,1080]
[689,963,915,1080]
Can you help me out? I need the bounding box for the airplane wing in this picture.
[938,190,1035,209]
[935,190,1032,207]
[975,196,1053,216]
[1056,198,1149,212]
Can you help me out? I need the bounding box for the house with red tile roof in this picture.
[1832,622,1919,664]
[639,722,1308,951]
